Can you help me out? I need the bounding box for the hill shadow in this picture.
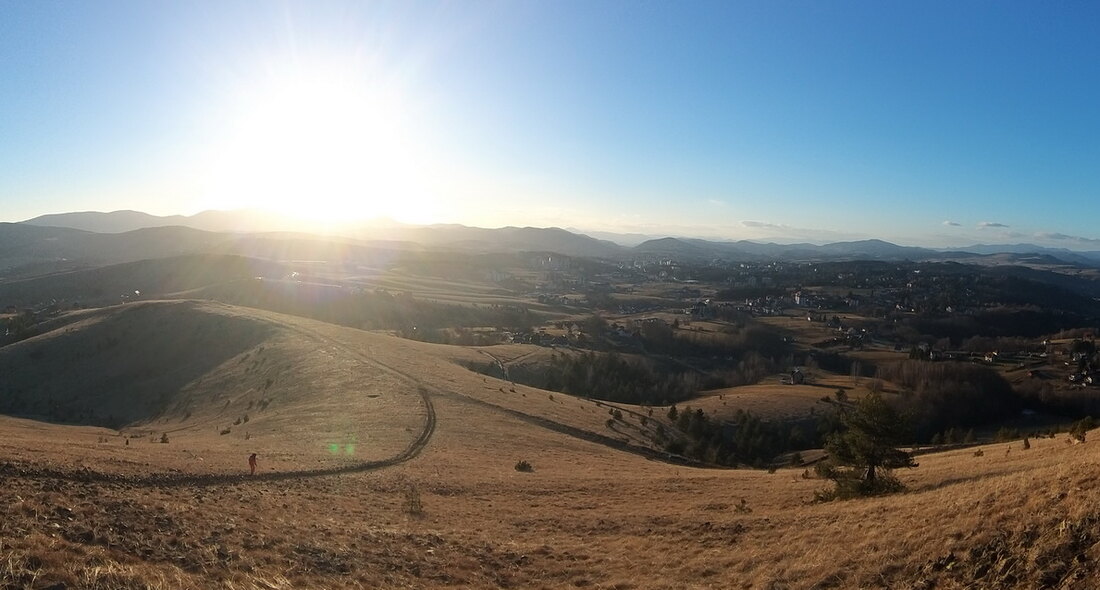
[0,301,274,428]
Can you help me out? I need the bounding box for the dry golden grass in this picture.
[3,301,1100,589]
[689,374,895,422]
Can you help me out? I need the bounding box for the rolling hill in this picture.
[2,300,1100,587]
[16,210,1100,270]
[0,300,433,471]
[21,209,310,235]
[0,223,233,278]
[0,254,286,309]
[21,211,627,259]
[0,300,668,472]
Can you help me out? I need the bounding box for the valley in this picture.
[3,221,1100,587]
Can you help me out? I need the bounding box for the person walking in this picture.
[248,453,258,476]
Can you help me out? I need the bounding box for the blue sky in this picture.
[2,1,1099,248]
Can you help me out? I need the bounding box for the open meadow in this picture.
[2,301,1100,589]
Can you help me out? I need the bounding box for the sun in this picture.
[200,64,435,225]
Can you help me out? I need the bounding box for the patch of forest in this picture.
[875,360,1020,440]
[520,351,701,405]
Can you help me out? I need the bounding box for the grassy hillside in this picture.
[0,300,438,475]
[3,301,1100,588]
[0,301,274,426]
[0,224,231,277]
[0,254,285,309]
[0,300,668,473]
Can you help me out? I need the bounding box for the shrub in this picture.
[1069,416,1095,443]
[159,433,169,444]
[814,470,905,501]
[404,484,424,517]
[514,460,534,472]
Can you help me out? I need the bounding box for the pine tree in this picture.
[817,392,917,499]
[1069,416,1095,443]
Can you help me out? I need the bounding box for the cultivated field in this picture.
[2,301,1099,588]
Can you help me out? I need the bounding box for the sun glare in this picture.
[201,65,435,225]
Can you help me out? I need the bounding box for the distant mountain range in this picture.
[628,236,1100,266]
[20,210,625,259]
[23,209,316,235]
[16,209,1100,268]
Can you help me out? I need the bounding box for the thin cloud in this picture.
[707,199,726,207]
[1035,232,1100,245]
[978,221,1009,228]
[1037,232,1072,241]
[737,220,865,243]
[742,220,782,229]
[942,220,961,227]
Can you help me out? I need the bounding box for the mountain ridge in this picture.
[16,209,1100,266]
